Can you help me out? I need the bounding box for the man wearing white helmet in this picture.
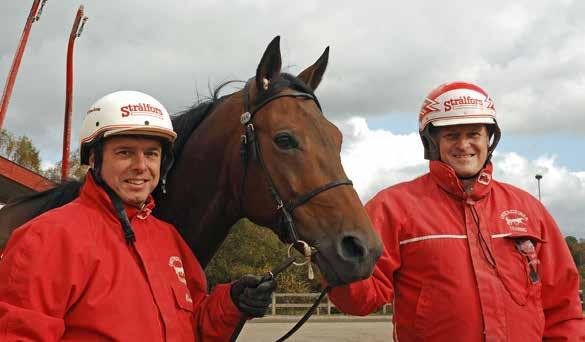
[0,91,276,341]
[329,82,584,340]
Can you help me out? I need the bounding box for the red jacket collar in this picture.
[429,160,493,201]
[79,172,156,221]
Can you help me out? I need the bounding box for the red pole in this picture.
[61,5,87,182]
[0,0,45,129]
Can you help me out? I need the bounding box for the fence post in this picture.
[316,293,319,315]
[272,293,276,315]
[327,296,331,315]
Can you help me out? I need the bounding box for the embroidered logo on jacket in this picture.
[168,256,187,285]
[500,209,529,232]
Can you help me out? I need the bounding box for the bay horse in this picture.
[0,37,382,286]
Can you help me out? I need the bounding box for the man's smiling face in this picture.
[436,124,489,178]
[92,135,162,207]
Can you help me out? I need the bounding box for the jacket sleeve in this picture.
[328,192,402,316]
[191,283,242,341]
[0,220,91,342]
[179,243,241,341]
[538,207,585,341]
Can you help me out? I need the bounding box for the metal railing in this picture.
[269,292,392,316]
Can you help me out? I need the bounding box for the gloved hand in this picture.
[230,274,277,318]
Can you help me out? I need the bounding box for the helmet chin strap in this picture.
[91,142,136,245]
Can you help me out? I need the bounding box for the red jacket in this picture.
[0,174,242,341]
[330,161,584,341]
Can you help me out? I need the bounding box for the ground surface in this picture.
[237,316,394,341]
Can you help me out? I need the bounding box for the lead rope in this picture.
[229,241,328,342]
[275,286,330,342]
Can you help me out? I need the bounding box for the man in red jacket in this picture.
[0,91,275,341]
[329,82,584,341]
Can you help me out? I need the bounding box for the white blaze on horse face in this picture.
[262,78,269,90]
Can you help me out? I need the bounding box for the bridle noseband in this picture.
[238,79,353,244]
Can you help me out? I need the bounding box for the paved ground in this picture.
[237,316,394,342]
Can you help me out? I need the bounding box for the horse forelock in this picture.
[260,73,316,103]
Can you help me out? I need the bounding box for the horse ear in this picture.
[256,36,282,92]
[297,46,329,91]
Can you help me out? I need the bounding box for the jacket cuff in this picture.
[211,283,243,325]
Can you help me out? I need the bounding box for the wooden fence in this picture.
[270,290,583,315]
[269,292,392,316]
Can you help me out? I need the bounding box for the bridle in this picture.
[232,78,353,341]
[238,78,353,244]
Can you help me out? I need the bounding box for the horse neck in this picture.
[156,98,245,266]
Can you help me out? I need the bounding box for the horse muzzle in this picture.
[313,231,383,286]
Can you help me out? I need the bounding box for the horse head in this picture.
[229,37,383,286]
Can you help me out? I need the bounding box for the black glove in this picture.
[230,274,277,318]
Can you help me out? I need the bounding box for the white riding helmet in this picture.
[80,90,177,165]
[418,81,501,160]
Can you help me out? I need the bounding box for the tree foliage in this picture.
[41,149,87,182]
[0,129,41,172]
[565,236,585,291]
[206,219,322,293]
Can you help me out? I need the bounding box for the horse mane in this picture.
[170,81,242,160]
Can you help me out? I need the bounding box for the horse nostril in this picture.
[340,235,367,261]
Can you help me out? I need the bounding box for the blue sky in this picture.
[366,112,584,172]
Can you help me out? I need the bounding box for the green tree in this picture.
[206,219,321,293]
[41,149,87,182]
[566,236,585,268]
[566,236,585,291]
[0,129,41,172]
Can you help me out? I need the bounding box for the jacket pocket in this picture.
[493,232,544,305]
[171,282,194,313]
[414,283,434,339]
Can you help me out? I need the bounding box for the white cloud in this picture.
[338,117,585,238]
[336,117,426,200]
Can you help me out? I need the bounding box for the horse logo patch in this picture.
[168,256,187,285]
[500,209,529,232]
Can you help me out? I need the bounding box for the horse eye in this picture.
[274,133,298,150]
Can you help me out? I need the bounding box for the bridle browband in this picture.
[232,78,353,341]
[238,78,353,244]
